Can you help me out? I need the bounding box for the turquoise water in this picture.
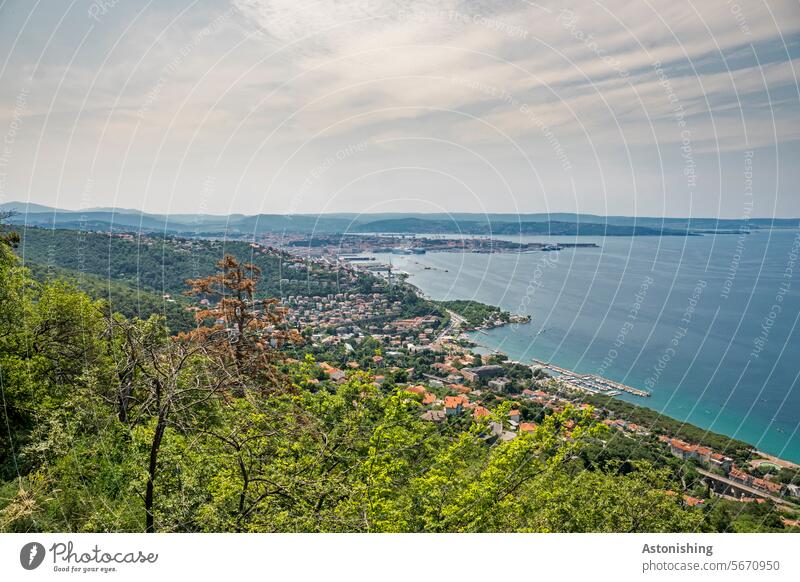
[374,229,800,462]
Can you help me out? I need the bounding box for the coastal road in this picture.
[435,309,466,343]
[696,468,795,508]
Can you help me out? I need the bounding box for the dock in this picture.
[531,359,651,398]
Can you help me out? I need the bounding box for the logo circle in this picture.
[20,542,46,570]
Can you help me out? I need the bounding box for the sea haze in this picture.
[375,229,800,462]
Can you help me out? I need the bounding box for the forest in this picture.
[436,299,509,327]
[12,226,370,332]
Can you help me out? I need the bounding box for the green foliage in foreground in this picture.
[26,262,196,332]
[0,233,789,533]
[0,376,700,532]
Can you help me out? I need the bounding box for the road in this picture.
[696,468,795,508]
[435,309,466,342]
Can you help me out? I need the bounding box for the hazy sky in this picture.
[0,0,798,217]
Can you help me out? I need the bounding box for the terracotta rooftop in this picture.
[473,406,491,419]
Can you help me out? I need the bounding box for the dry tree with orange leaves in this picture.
[181,254,300,393]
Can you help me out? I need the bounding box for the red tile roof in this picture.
[444,395,466,409]
[730,468,750,482]
[473,406,491,419]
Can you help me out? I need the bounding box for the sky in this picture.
[0,0,798,217]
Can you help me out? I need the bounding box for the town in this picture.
[255,231,599,260]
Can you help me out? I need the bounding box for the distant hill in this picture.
[3,201,797,236]
[350,218,693,236]
[10,227,369,332]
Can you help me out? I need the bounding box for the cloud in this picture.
[0,0,798,215]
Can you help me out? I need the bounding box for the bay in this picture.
[374,229,800,462]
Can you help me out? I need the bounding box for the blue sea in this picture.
[374,229,800,462]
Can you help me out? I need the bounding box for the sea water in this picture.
[375,228,800,462]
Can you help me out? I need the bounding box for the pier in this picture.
[531,359,651,398]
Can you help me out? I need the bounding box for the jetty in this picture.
[531,359,651,398]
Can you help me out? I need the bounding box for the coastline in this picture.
[463,326,797,468]
[397,275,798,468]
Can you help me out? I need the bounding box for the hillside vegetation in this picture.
[437,299,509,327]
[12,226,372,332]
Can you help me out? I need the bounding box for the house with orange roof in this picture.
[729,467,752,485]
[694,446,713,462]
[319,363,346,383]
[433,362,460,376]
[472,406,491,420]
[405,385,437,405]
[508,410,521,423]
[519,422,537,433]
[668,438,698,461]
[752,477,782,494]
[682,495,705,508]
[444,395,467,416]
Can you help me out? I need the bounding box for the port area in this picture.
[531,359,651,398]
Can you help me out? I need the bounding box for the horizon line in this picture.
[2,200,799,222]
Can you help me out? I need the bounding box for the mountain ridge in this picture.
[3,201,798,236]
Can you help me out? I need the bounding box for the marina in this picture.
[531,359,651,398]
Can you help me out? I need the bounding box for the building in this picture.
[444,395,468,416]
[784,484,800,498]
[666,438,731,467]
[709,453,733,472]
[473,406,491,420]
[461,365,504,383]
[729,467,751,485]
[682,496,705,508]
[420,410,447,422]
[488,377,511,391]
